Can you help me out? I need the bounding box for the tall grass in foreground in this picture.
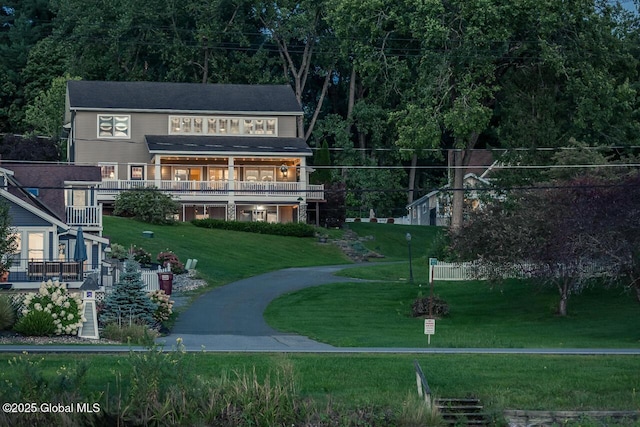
[0,348,444,427]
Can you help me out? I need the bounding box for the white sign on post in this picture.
[424,318,436,345]
[424,318,435,335]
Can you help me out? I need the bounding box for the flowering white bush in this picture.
[20,280,85,335]
[148,289,174,323]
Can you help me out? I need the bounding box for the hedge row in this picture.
[191,219,316,237]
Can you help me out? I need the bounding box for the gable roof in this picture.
[2,164,101,221]
[406,173,493,209]
[67,81,303,115]
[145,135,312,156]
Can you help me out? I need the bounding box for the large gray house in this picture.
[65,81,324,223]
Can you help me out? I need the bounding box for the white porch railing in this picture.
[98,180,324,200]
[65,205,102,227]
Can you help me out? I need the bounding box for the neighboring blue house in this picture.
[0,165,109,288]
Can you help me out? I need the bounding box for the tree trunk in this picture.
[450,133,480,233]
[557,281,569,316]
[407,152,418,204]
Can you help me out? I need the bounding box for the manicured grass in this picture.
[265,274,640,348]
[103,216,351,287]
[0,353,638,411]
[346,222,444,261]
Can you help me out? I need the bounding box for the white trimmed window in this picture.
[99,163,117,180]
[98,115,130,138]
[169,116,277,136]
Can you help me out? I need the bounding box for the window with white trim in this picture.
[98,115,130,138]
[100,163,117,180]
[169,116,278,136]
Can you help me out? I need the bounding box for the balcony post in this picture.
[228,157,235,203]
[298,157,307,203]
[154,156,161,188]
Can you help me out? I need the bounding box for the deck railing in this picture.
[65,205,102,227]
[98,180,325,200]
[8,259,84,282]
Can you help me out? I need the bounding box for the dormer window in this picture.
[98,115,130,138]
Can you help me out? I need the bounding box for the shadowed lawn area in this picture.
[265,272,640,348]
[346,222,444,261]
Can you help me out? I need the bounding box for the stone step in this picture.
[435,398,490,426]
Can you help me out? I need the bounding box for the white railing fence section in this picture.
[432,261,612,281]
[112,265,171,292]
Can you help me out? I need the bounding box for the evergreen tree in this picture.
[100,256,156,327]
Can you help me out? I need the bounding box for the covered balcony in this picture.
[97,179,324,201]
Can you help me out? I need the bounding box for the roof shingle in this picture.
[67,81,302,114]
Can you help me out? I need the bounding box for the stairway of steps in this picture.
[435,398,490,426]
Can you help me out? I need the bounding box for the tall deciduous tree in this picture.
[0,0,55,132]
[251,0,333,140]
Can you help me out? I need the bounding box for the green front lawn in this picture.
[103,216,351,287]
[265,275,640,348]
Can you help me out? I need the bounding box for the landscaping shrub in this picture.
[412,295,450,318]
[14,310,56,336]
[15,281,84,336]
[192,219,316,237]
[148,290,174,324]
[109,243,127,260]
[157,250,185,274]
[131,245,152,265]
[101,322,157,346]
[0,295,15,330]
[113,187,179,225]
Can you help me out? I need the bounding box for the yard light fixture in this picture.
[406,233,414,283]
[280,164,288,178]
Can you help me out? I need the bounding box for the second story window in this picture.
[100,164,117,180]
[169,116,277,136]
[98,115,130,138]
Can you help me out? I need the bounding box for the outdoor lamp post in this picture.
[406,232,414,283]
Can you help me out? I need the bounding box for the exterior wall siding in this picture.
[75,112,300,168]
[6,199,52,227]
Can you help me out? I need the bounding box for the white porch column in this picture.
[228,156,235,202]
[299,157,308,203]
[154,156,161,187]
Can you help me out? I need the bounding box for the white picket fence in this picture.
[432,262,478,281]
[432,261,611,281]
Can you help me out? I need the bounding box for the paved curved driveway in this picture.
[156,264,365,351]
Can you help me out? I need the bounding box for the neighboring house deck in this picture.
[65,81,324,224]
[0,165,109,289]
